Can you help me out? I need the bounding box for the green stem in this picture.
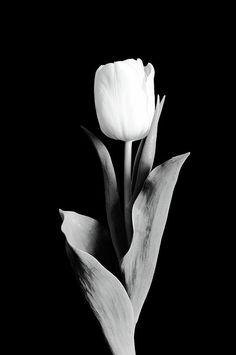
[124,141,132,244]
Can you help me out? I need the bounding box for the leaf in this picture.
[81,126,127,261]
[60,210,135,355]
[121,153,190,323]
[60,210,136,355]
[131,139,145,191]
[59,210,116,271]
[132,95,166,201]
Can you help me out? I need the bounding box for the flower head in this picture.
[94,58,155,141]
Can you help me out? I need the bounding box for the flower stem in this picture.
[124,141,132,244]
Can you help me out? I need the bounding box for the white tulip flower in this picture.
[94,58,155,142]
[59,58,190,354]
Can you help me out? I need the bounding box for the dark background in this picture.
[8,5,229,354]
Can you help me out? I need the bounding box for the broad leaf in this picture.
[81,126,127,261]
[121,153,190,323]
[132,95,166,201]
[60,210,136,355]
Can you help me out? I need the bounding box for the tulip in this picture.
[59,59,190,354]
[94,58,155,142]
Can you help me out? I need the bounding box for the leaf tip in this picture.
[59,208,65,221]
[181,151,191,161]
[81,125,88,134]
[161,94,166,105]
[174,151,191,167]
[80,126,97,145]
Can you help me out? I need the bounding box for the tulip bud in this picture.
[94,58,155,141]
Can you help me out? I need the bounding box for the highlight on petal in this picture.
[60,210,136,355]
[81,127,127,261]
[121,153,190,323]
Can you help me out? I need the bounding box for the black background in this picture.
[8,5,229,354]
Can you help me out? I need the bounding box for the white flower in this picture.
[94,58,155,141]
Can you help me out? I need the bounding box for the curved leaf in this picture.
[121,153,190,323]
[81,126,127,261]
[59,210,116,271]
[60,210,136,355]
[132,95,166,201]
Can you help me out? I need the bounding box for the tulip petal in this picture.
[132,95,166,201]
[81,127,127,261]
[94,60,155,141]
[60,211,136,355]
[121,153,190,323]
